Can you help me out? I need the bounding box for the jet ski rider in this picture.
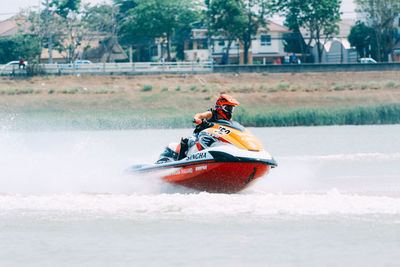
[178,94,240,160]
[194,94,240,124]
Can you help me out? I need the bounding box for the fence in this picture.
[0,61,213,76]
[1,61,400,76]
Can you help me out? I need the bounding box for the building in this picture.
[184,20,292,64]
[301,19,358,63]
[40,35,128,63]
[310,38,358,63]
[0,15,128,63]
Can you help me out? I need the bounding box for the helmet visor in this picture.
[222,105,235,113]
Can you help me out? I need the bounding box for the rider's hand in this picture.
[194,117,202,124]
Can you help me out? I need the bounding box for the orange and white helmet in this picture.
[215,94,240,120]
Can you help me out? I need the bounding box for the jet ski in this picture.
[130,120,277,193]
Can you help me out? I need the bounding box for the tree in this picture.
[83,4,121,62]
[348,21,377,59]
[25,0,87,62]
[355,0,400,62]
[119,0,198,61]
[207,0,247,64]
[50,0,81,18]
[282,0,341,63]
[240,0,274,64]
[0,34,41,64]
[50,0,86,62]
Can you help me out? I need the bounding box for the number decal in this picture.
[217,127,231,135]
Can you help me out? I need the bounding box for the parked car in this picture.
[58,60,100,71]
[360,58,377,64]
[0,60,28,74]
[73,60,94,65]
[5,60,28,66]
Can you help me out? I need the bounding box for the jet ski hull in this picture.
[162,161,271,193]
[132,152,276,193]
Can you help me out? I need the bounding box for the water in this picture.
[0,125,399,266]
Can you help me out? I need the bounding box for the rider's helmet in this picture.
[215,94,240,120]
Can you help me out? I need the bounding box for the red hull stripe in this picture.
[163,162,271,193]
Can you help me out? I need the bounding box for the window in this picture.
[218,40,225,46]
[260,35,271,46]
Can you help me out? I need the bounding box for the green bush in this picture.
[7,89,16,95]
[368,82,381,90]
[386,81,396,87]
[333,84,345,91]
[189,85,198,91]
[277,83,291,90]
[95,89,108,94]
[16,88,34,94]
[141,84,153,91]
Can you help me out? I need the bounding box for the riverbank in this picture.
[1,72,399,129]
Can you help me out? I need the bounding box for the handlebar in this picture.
[193,119,213,134]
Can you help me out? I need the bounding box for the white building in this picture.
[301,19,358,63]
[311,38,358,63]
[184,21,292,64]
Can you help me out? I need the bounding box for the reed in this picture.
[235,104,400,127]
[4,104,399,130]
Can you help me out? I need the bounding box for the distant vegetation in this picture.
[2,104,399,131]
[235,105,400,127]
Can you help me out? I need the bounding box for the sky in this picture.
[0,0,357,22]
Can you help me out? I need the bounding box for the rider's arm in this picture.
[194,111,212,124]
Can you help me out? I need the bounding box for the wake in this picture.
[0,190,400,219]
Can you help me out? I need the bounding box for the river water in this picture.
[0,125,399,266]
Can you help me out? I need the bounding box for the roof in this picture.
[0,15,30,38]
[41,38,128,62]
[259,20,292,33]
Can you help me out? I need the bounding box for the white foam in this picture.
[0,190,399,219]
[282,152,400,162]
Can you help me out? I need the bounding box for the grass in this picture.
[234,104,400,127]
[2,104,399,130]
